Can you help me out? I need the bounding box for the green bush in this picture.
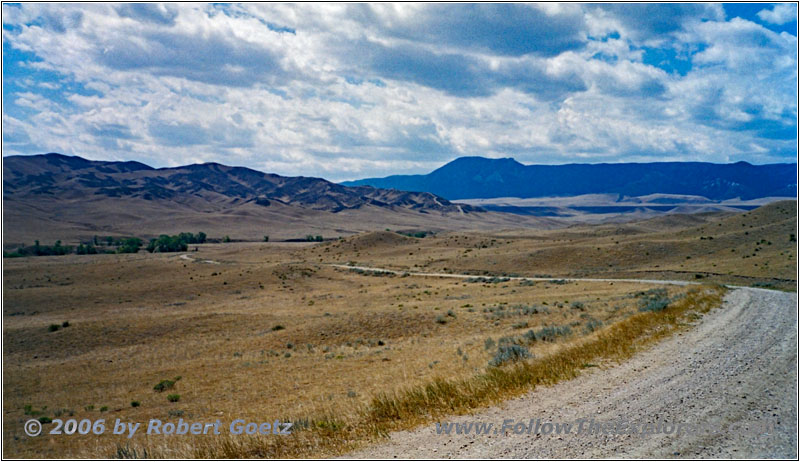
[153,379,176,392]
[131,401,140,407]
[397,231,429,238]
[523,325,572,343]
[489,344,532,367]
[167,394,180,403]
[48,324,60,332]
[584,319,603,333]
[637,288,672,312]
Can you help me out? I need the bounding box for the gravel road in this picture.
[348,287,797,459]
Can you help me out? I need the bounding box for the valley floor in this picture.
[2,201,796,458]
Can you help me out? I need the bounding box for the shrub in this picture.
[489,344,532,367]
[584,319,603,333]
[638,289,672,312]
[523,325,572,343]
[99,406,108,412]
[435,315,448,324]
[48,324,60,332]
[61,321,70,328]
[484,337,495,350]
[167,394,180,403]
[38,416,52,424]
[271,325,285,331]
[131,401,140,408]
[153,379,177,392]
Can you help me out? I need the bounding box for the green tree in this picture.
[117,238,142,253]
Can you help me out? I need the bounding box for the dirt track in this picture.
[349,287,797,458]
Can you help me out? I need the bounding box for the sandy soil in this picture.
[348,287,797,459]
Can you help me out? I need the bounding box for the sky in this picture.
[2,3,797,181]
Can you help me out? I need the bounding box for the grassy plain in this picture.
[2,201,795,457]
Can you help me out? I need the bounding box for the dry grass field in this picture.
[2,201,795,458]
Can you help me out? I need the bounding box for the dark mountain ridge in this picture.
[3,153,481,214]
[342,156,798,200]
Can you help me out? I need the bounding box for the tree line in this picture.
[4,232,207,258]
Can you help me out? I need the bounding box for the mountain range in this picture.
[2,153,544,246]
[342,156,797,201]
[3,153,481,214]
[3,153,797,246]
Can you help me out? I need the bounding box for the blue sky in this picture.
[2,3,797,181]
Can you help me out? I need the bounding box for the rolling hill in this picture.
[2,153,551,246]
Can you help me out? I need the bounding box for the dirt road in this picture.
[348,287,797,458]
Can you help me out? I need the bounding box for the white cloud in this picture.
[757,3,797,25]
[1,4,796,181]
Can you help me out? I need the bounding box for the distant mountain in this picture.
[6,153,559,245]
[342,157,798,200]
[3,153,481,214]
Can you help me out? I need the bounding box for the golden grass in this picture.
[313,201,797,289]
[127,284,725,458]
[4,243,678,458]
